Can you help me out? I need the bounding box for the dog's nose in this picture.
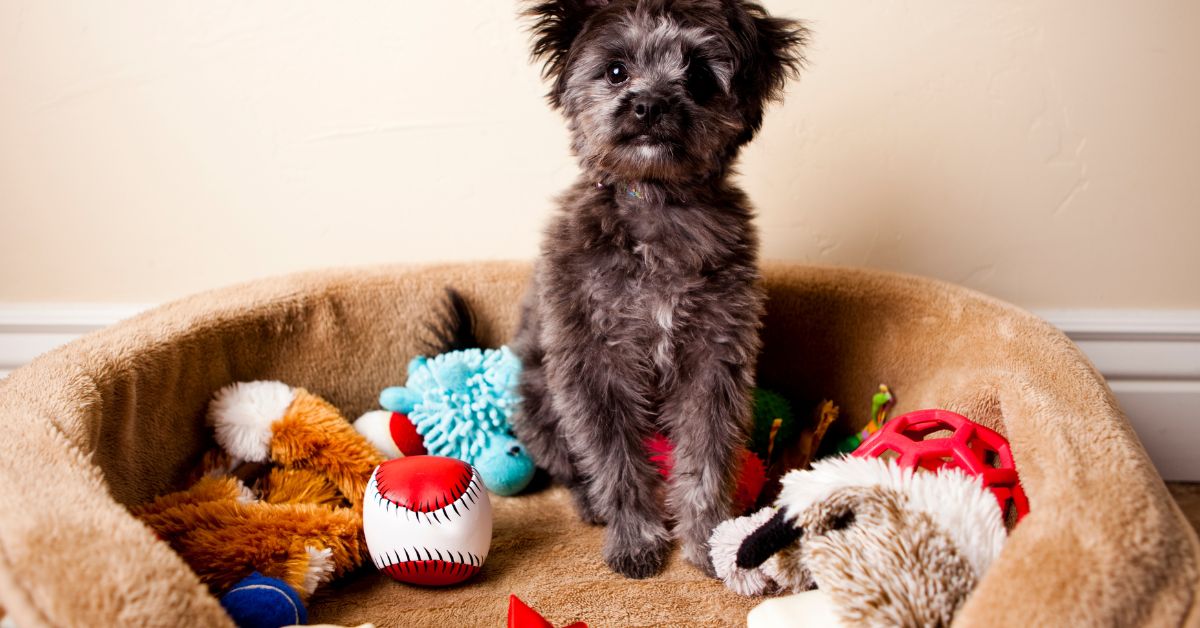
[632,96,667,125]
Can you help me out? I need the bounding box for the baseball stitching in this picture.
[367,466,483,525]
[370,546,484,573]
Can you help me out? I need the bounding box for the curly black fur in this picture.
[513,0,807,579]
[423,288,479,355]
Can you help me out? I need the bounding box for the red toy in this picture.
[508,594,587,628]
[362,456,493,586]
[853,409,1029,522]
[387,411,428,456]
[646,434,767,514]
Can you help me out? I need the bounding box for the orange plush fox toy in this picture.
[133,381,385,599]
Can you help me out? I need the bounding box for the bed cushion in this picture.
[0,262,1196,626]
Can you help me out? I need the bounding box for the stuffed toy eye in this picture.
[606,61,629,85]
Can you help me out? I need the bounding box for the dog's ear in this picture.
[728,2,808,132]
[525,0,610,107]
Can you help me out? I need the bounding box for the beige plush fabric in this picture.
[0,262,1197,627]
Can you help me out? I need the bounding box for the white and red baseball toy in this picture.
[363,455,493,586]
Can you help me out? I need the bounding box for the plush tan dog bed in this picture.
[0,262,1197,627]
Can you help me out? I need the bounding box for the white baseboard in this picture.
[0,305,1197,480]
[1036,310,1200,481]
[0,304,149,378]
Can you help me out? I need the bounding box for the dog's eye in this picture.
[686,60,717,103]
[605,62,629,85]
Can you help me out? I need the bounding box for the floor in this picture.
[1168,482,1200,532]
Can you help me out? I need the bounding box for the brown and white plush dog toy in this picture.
[133,381,385,598]
[710,455,1007,627]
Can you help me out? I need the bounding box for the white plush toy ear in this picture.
[207,381,296,462]
[710,506,786,596]
[353,410,403,459]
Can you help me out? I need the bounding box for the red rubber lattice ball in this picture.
[852,409,1029,523]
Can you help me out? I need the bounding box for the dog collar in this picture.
[595,181,645,200]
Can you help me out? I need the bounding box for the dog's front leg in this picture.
[661,325,758,576]
[546,343,671,579]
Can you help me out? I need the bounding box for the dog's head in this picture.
[525,0,807,184]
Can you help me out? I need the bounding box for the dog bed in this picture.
[0,262,1196,627]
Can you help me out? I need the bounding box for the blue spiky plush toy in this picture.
[353,290,535,496]
[376,346,533,496]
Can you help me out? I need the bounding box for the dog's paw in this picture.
[603,527,671,579]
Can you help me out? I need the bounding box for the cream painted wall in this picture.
[1,2,1197,307]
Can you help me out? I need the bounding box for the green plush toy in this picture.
[749,388,797,464]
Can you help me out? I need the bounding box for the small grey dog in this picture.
[511,0,806,579]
